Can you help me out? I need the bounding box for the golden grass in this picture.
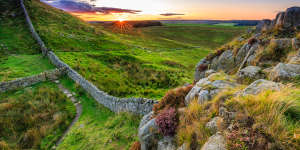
[225,87,300,149]
[176,99,211,149]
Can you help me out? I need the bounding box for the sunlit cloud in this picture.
[160,13,185,16]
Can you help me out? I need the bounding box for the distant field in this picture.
[0,1,54,81]
[26,0,247,99]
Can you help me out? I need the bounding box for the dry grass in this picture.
[225,87,300,149]
[0,83,75,150]
[130,141,141,150]
[176,99,211,149]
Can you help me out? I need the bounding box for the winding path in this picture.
[55,82,82,147]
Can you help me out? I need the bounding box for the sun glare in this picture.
[118,18,125,22]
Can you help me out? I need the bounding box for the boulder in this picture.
[201,132,226,150]
[157,136,176,150]
[274,12,286,27]
[206,117,223,134]
[236,43,251,65]
[292,38,300,50]
[138,118,160,150]
[215,50,235,72]
[185,74,238,106]
[256,19,273,32]
[237,66,265,82]
[177,143,188,150]
[270,38,292,50]
[205,69,217,77]
[288,55,300,64]
[282,7,300,29]
[139,111,154,129]
[195,59,210,81]
[270,63,300,81]
[243,79,282,95]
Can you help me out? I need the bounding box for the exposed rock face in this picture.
[157,136,176,150]
[195,59,210,81]
[256,19,272,32]
[205,69,217,77]
[270,63,300,81]
[237,66,265,82]
[282,7,300,28]
[139,112,154,129]
[214,50,235,72]
[138,118,160,150]
[274,12,286,27]
[201,132,226,150]
[243,79,282,95]
[292,38,300,50]
[185,73,239,106]
[206,117,223,134]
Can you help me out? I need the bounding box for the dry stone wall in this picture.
[20,0,157,115]
[0,69,64,93]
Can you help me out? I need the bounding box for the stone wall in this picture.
[0,69,64,93]
[20,0,157,115]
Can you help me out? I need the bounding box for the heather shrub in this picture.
[153,85,193,114]
[155,108,178,136]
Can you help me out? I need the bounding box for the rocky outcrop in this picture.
[195,59,210,81]
[138,118,160,150]
[243,79,282,95]
[270,63,300,81]
[185,73,239,105]
[201,132,226,150]
[256,19,272,32]
[157,136,176,150]
[237,66,265,82]
[211,50,235,72]
[280,7,300,29]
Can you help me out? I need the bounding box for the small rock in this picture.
[243,79,282,95]
[237,66,265,82]
[270,63,300,81]
[201,132,226,150]
[206,117,223,134]
[157,136,176,150]
[67,93,72,98]
[54,80,60,84]
[177,143,188,150]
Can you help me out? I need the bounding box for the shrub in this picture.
[156,107,178,136]
[130,141,141,150]
[153,85,193,114]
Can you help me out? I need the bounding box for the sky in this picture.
[41,0,300,21]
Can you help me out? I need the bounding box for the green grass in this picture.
[0,0,54,82]
[0,81,76,150]
[57,77,141,150]
[0,55,54,81]
[24,0,246,99]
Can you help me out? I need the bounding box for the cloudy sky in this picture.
[42,0,300,21]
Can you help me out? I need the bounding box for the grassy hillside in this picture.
[0,82,76,150]
[57,77,140,150]
[0,0,54,81]
[25,0,247,99]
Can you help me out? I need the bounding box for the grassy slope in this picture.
[0,82,76,150]
[57,77,140,150]
[25,0,247,99]
[0,0,54,81]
